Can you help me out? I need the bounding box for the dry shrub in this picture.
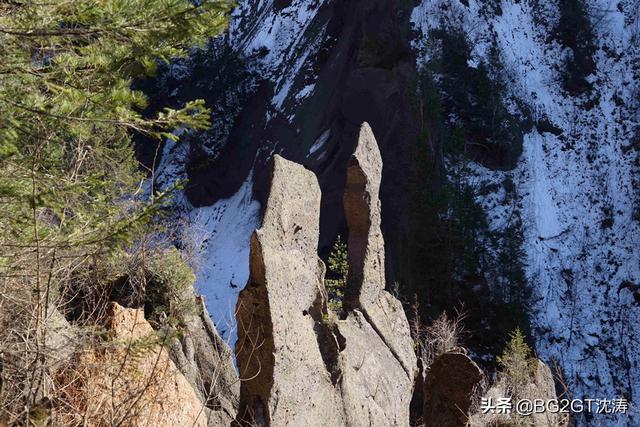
[413,309,466,368]
[0,228,202,425]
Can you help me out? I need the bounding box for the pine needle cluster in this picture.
[0,1,233,423]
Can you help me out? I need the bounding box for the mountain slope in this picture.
[153,1,639,423]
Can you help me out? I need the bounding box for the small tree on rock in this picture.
[497,328,535,401]
[325,236,348,313]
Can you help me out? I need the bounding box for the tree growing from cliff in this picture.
[497,327,535,401]
[0,1,233,424]
[325,236,348,312]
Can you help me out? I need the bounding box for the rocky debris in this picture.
[235,124,417,426]
[167,295,239,426]
[61,303,208,427]
[422,352,483,427]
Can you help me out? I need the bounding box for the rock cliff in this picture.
[59,303,209,427]
[235,123,417,426]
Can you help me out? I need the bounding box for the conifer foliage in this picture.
[497,328,536,401]
[325,236,348,313]
[0,1,232,424]
[0,0,232,252]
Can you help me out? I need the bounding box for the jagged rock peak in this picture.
[344,122,385,310]
[338,123,417,425]
[235,132,417,426]
[342,122,416,379]
[235,155,344,426]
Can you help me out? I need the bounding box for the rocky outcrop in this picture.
[235,154,345,425]
[338,123,417,425]
[235,124,417,426]
[423,352,483,427]
[467,358,566,427]
[167,295,239,426]
[60,303,208,427]
[524,359,567,427]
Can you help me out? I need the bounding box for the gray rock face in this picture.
[344,122,385,311]
[235,155,345,426]
[168,296,239,426]
[235,125,417,426]
[423,352,483,427]
[525,359,566,427]
[338,123,417,425]
[338,308,415,426]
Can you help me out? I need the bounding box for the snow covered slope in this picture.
[229,0,329,112]
[152,1,639,423]
[154,138,260,349]
[412,0,639,423]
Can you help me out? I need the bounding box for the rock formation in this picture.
[423,352,483,427]
[338,123,417,425]
[60,303,209,427]
[467,358,566,427]
[167,295,239,426]
[524,360,567,427]
[235,123,417,426]
[235,154,345,426]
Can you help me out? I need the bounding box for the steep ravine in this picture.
[150,0,639,425]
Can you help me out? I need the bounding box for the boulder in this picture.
[423,352,483,427]
[466,358,567,427]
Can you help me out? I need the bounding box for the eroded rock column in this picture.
[337,123,417,426]
[235,155,344,426]
[235,125,418,426]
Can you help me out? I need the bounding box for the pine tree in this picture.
[0,1,233,253]
[325,236,348,312]
[497,328,535,401]
[0,1,233,422]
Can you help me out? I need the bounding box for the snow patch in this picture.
[154,138,260,350]
[186,174,260,349]
[307,128,330,157]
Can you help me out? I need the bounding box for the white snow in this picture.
[153,138,261,350]
[307,128,330,157]
[229,0,328,112]
[413,0,639,423]
[296,83,316,102]
[185,174,260,349]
